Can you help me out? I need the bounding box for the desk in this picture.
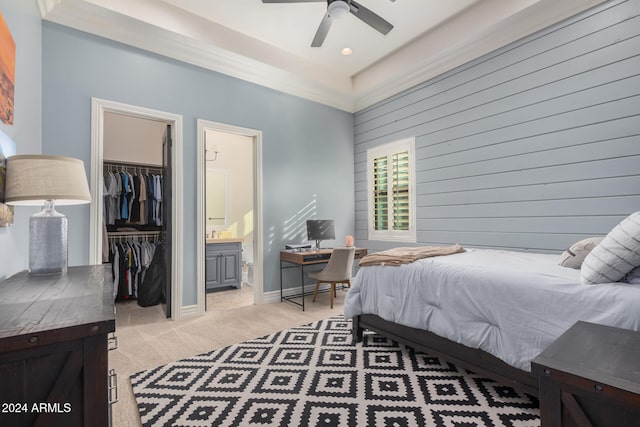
[280,248,367,310]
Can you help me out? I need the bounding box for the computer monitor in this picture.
[306,219,335,249]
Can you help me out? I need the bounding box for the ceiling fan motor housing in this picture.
[328,0,350,19]
[261,0,392,47]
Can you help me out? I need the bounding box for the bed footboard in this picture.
[353,314,538,396]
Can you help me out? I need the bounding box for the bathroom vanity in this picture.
[205,238,243,292]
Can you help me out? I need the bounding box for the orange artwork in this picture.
[0,12,15,126]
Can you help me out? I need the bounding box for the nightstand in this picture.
[0,266,116,427]
[531,321,640,427]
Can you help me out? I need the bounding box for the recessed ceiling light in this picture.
[341,47,353,56]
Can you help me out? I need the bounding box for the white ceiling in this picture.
[38,0,605,112]
[159,0,481,77]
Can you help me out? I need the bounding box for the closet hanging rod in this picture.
[103,159,162,169]
[103,165,163,174]
[108,234,161,243]
[103,160,163,174]
[107,232,161,243]
[107,231,161,237]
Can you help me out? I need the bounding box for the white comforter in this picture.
[344,248,640,371]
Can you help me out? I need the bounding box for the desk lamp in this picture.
[5,155,91,275]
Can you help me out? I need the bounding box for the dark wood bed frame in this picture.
[353,314,539,397]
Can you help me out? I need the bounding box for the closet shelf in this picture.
[107,231,161,236]
[104,159,162,174]
[107,231,161,242]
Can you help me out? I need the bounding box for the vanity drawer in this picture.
[206,242,241,255]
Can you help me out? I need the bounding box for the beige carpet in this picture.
[109,284,342,426]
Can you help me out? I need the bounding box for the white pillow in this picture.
[581,211,640,285]
[624,266,640,285]
[558,237,604,269]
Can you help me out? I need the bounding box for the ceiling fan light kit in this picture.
[262,0,393,47]
[327,0,349,19]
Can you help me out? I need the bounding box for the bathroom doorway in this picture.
[196,120,263,312]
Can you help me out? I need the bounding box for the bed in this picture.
[344,248,640,396]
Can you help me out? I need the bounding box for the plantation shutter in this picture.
[373,150,409,232]
[367,137,415,242]
[392,151,409,231]
[373,156,388,231]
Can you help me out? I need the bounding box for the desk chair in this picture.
[309,247,356,308]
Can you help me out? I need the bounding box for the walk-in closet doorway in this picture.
[196,119,264,313]
[89,98,185,320]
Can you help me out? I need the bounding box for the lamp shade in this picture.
[5,155,91,206]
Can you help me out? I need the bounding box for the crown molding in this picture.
[36,0,59,17]
[352,0,607,111]
[39,0,356,112]
[39,0,607,114]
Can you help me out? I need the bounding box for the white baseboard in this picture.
[179,304,201,319]
[262,290,282,304]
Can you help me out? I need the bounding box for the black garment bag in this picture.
[138,243,164,307]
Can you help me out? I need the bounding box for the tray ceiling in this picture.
[38,0,605,112]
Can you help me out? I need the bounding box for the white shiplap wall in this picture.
[354,0,640,253]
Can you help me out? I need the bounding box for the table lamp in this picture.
[5,155,91,275]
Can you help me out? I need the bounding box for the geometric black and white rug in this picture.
[130,317,540,426]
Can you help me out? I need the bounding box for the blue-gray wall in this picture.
[42,22,354,304]
[0,0,42,280]
[355,0,640,253]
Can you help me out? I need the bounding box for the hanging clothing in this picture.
[103,172,119,225]
[102,166,162,229]
[130,174,140,222]
[138,175,147,225]
[109,238,160,302]
[138,243,165,307]
[120,172,131,220]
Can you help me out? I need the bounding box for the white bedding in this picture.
[344,248,640,371]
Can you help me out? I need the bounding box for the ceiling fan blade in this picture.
[262,0,323,3]
[349,0,393,35]
[311,14,333,47]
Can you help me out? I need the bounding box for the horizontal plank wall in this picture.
[354,0,640,253]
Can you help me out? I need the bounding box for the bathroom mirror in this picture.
[206,169,227,226]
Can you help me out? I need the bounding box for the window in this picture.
[367,137,416,242]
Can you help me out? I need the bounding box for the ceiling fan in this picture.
[262,0,394,47]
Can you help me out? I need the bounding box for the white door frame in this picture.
[89,97,184,320]
[197,119,264,312]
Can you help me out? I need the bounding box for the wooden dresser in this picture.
[0,265,116,427]
[532,321,640,427]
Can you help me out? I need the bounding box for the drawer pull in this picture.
[543,369,551,375]
[28,336,39,344]
[108,369,119,405]
[108,333,119,351]
[594,384,603,392]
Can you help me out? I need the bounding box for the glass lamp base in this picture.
[29,201,68,275]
